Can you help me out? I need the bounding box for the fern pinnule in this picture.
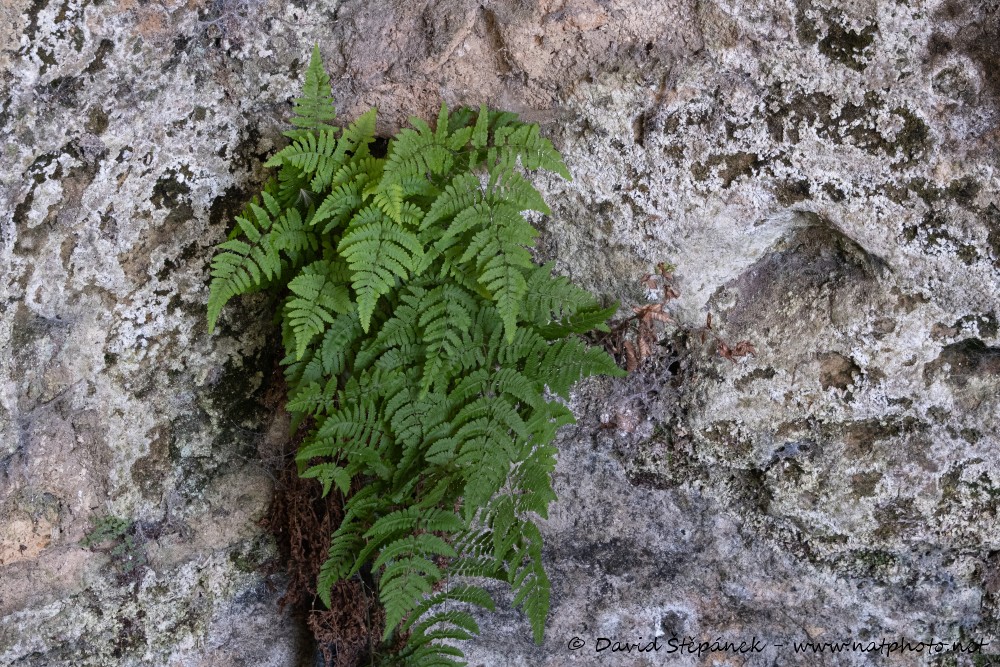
[339,211,424,332]
[265,128,342,188]
[319,488,380,604]
[493,121,571,180]
[402,585,496,634]
[510,442,559,517]
[421,171,481,233]
[275,163,312,209]
[317,311,364,375]
[408,610,480,644]
[270,208,319,258]
[284,259,352,358]
[310,176,366,233]
[284,378,335,417]
[313,399,385,449]
[206,232,279,333]
[540,338,624,398]
[416,283,477,394]
[300,462,352,497]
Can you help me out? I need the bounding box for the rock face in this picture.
[1,0,998,665]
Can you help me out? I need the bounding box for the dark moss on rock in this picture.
[841,416,929,458]
[906,176,982,209]
[827,548,901,582]
[150,167,193,210]
[130,426,172,501]
[925,338,1000,387]
[690,151,764,186]
[775,178,811,206]
[933,0,1000,106]
[818,352,859,390]
[85,105,109,135]
[20,0,51,47]
[10,302,72,384]
[37,75,84,107]
[202,332,282,460]
[953,312,999,339]
[728,467,773,514]
[818,20,877,71]
[733,367,777,391]
[889,107,931,167]
[902,210,980,265]
[208,184,254,231]
[228,534,275,573]
[84,38,115,75]
[763,89,930,166]
[985,203,1000,267]
[850,471,883,498]
[822,182,846,202]
[700,419,756,459]
[933,65,979,104]
[793,0,820,44]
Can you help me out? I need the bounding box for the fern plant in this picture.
[208,46,626,666]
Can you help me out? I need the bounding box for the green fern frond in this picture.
[511,441,559,517]
[311,399,384,448]
[310,175,367,233]
[522,262,593,319]
[318,488,382,606]
[387,588,496,664]
[402,585,496,635]
[471,105,490,150]
[374,533,456,572]
[271,208,320,261]
[421,171,481,233]
[496,326,549,372]
[510,521,550,644]
[318,530,364,606]
[409,610,480,643]
[284,44,338,140]
[364,507,464,542]
[383,391,435,467]
[337,107,378,160]
[376,533,458,636]
[208,48,625,666]
[281,346,321,396]
[535,304,619,340]
[382,103,461,190]
[285,378,336,417]
[452,204,535,341]
[275,163,312,209]
[485,495,519,564]
[354,295,419,371]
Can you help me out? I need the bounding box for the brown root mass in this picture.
[263,463,384,667]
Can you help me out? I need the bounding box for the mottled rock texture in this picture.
[1,0,998,665]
